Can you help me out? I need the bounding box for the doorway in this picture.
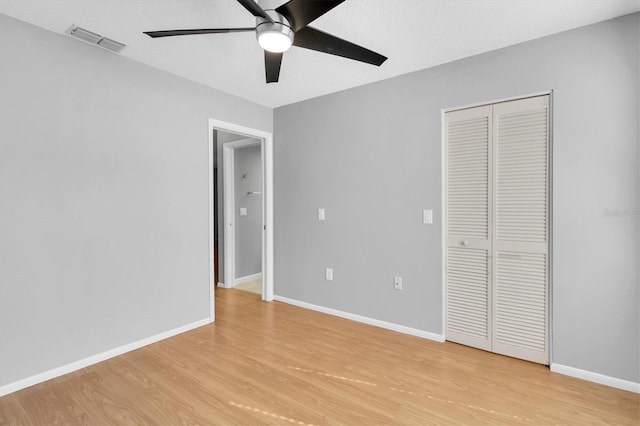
[223,138,263,295]
[208,119,274,314]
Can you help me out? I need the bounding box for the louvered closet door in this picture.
[492,95,549,364]
[445,105,493,351]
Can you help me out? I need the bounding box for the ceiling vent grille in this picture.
[66,25,126,53]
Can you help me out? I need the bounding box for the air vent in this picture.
[65,25,126,53]
[97,37,126,52]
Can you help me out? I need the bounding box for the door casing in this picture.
[208,119,274,309]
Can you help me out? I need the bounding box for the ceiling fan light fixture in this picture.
[258,30,293,52]
[143,0,387,84]
[256,10,294,53]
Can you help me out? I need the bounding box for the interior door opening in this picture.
[221,137,263,297]
[208,119,274,318]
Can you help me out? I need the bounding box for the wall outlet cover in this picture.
[325,267,333,281]
[393,276,403,290]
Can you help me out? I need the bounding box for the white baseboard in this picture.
[274,295,444,343]
[550,363,640,394]
[234,273,262,286]
[0,317,211,397]
[217,281,230,288]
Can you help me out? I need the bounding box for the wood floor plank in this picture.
[0,394,28,426]
[1,288,638,425]
[14,380,89,425]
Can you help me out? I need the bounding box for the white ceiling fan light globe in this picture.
[258,30,292,52]
[255,10,294,53]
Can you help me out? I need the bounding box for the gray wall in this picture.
[234,144,262,278]
[274,13,639,383]
[0,14,271,387]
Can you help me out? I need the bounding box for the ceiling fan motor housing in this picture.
[256,10,294,52]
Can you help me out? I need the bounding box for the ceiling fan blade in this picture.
[237,0,273,22]
[144,28,254,38]
[276,0,344,32]
[265,51,283,83]
[292,26,387,66]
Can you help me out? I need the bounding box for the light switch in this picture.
[423,209,433,224]
[318,208,325,221]
[240,207,247,216]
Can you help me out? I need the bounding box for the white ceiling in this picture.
[1,0,638,108]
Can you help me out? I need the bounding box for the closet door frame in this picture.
[441,91,553,364]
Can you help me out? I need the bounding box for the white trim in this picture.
[262,135,274,302]
[208,125,216,322]
[234,272,262,286]
[550,364,640,394]
[0,318,210,397]
[210,280,215,321]
[217,281,227,288]
[223,141,237,289]
[441,90,553,114]
[209,118,274,302]
[547,90,554,365]
[274,295,445,343]
[225,138,260,149]
[440,109,447,339]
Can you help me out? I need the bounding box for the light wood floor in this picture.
[1,289,638,425]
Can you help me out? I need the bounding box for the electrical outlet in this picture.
[393,276,403,290]
[318,208,326,221]
[325,268,333,281]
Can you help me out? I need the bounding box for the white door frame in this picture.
[208,118,274,302]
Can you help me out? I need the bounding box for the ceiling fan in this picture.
[143,0,387,83]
